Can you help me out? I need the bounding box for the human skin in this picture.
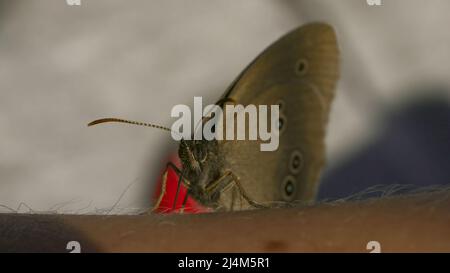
[0,190,449,252]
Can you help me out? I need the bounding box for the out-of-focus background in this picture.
[0,0,449,213]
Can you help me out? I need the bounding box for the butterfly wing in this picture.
[217,23,339,209]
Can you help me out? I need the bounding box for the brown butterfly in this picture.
[88,22,339,212]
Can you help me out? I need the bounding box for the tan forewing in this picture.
[217,23,339,209]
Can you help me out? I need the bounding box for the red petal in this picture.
[152,155,210,214]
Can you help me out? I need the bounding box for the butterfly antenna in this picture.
[88,117,177,135]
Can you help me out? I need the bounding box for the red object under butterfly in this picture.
[152,155,210,214]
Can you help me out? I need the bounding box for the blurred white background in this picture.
[0,0,449,213]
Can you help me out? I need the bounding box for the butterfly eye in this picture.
[289,150,303,174]
[295,59,308,76]
[281,176,297,201]
[194,143,208,163]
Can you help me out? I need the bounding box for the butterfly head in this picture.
[179,139,209,175]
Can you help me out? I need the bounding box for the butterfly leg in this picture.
[173,170,186,210]
[162,162,190,210]
[179,190,190,214]
[166,161,184,177]
[206,171,267,209]
[151,162,187,212]
[226,171,267,209]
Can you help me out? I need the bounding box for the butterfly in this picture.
[88,22,339,212]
